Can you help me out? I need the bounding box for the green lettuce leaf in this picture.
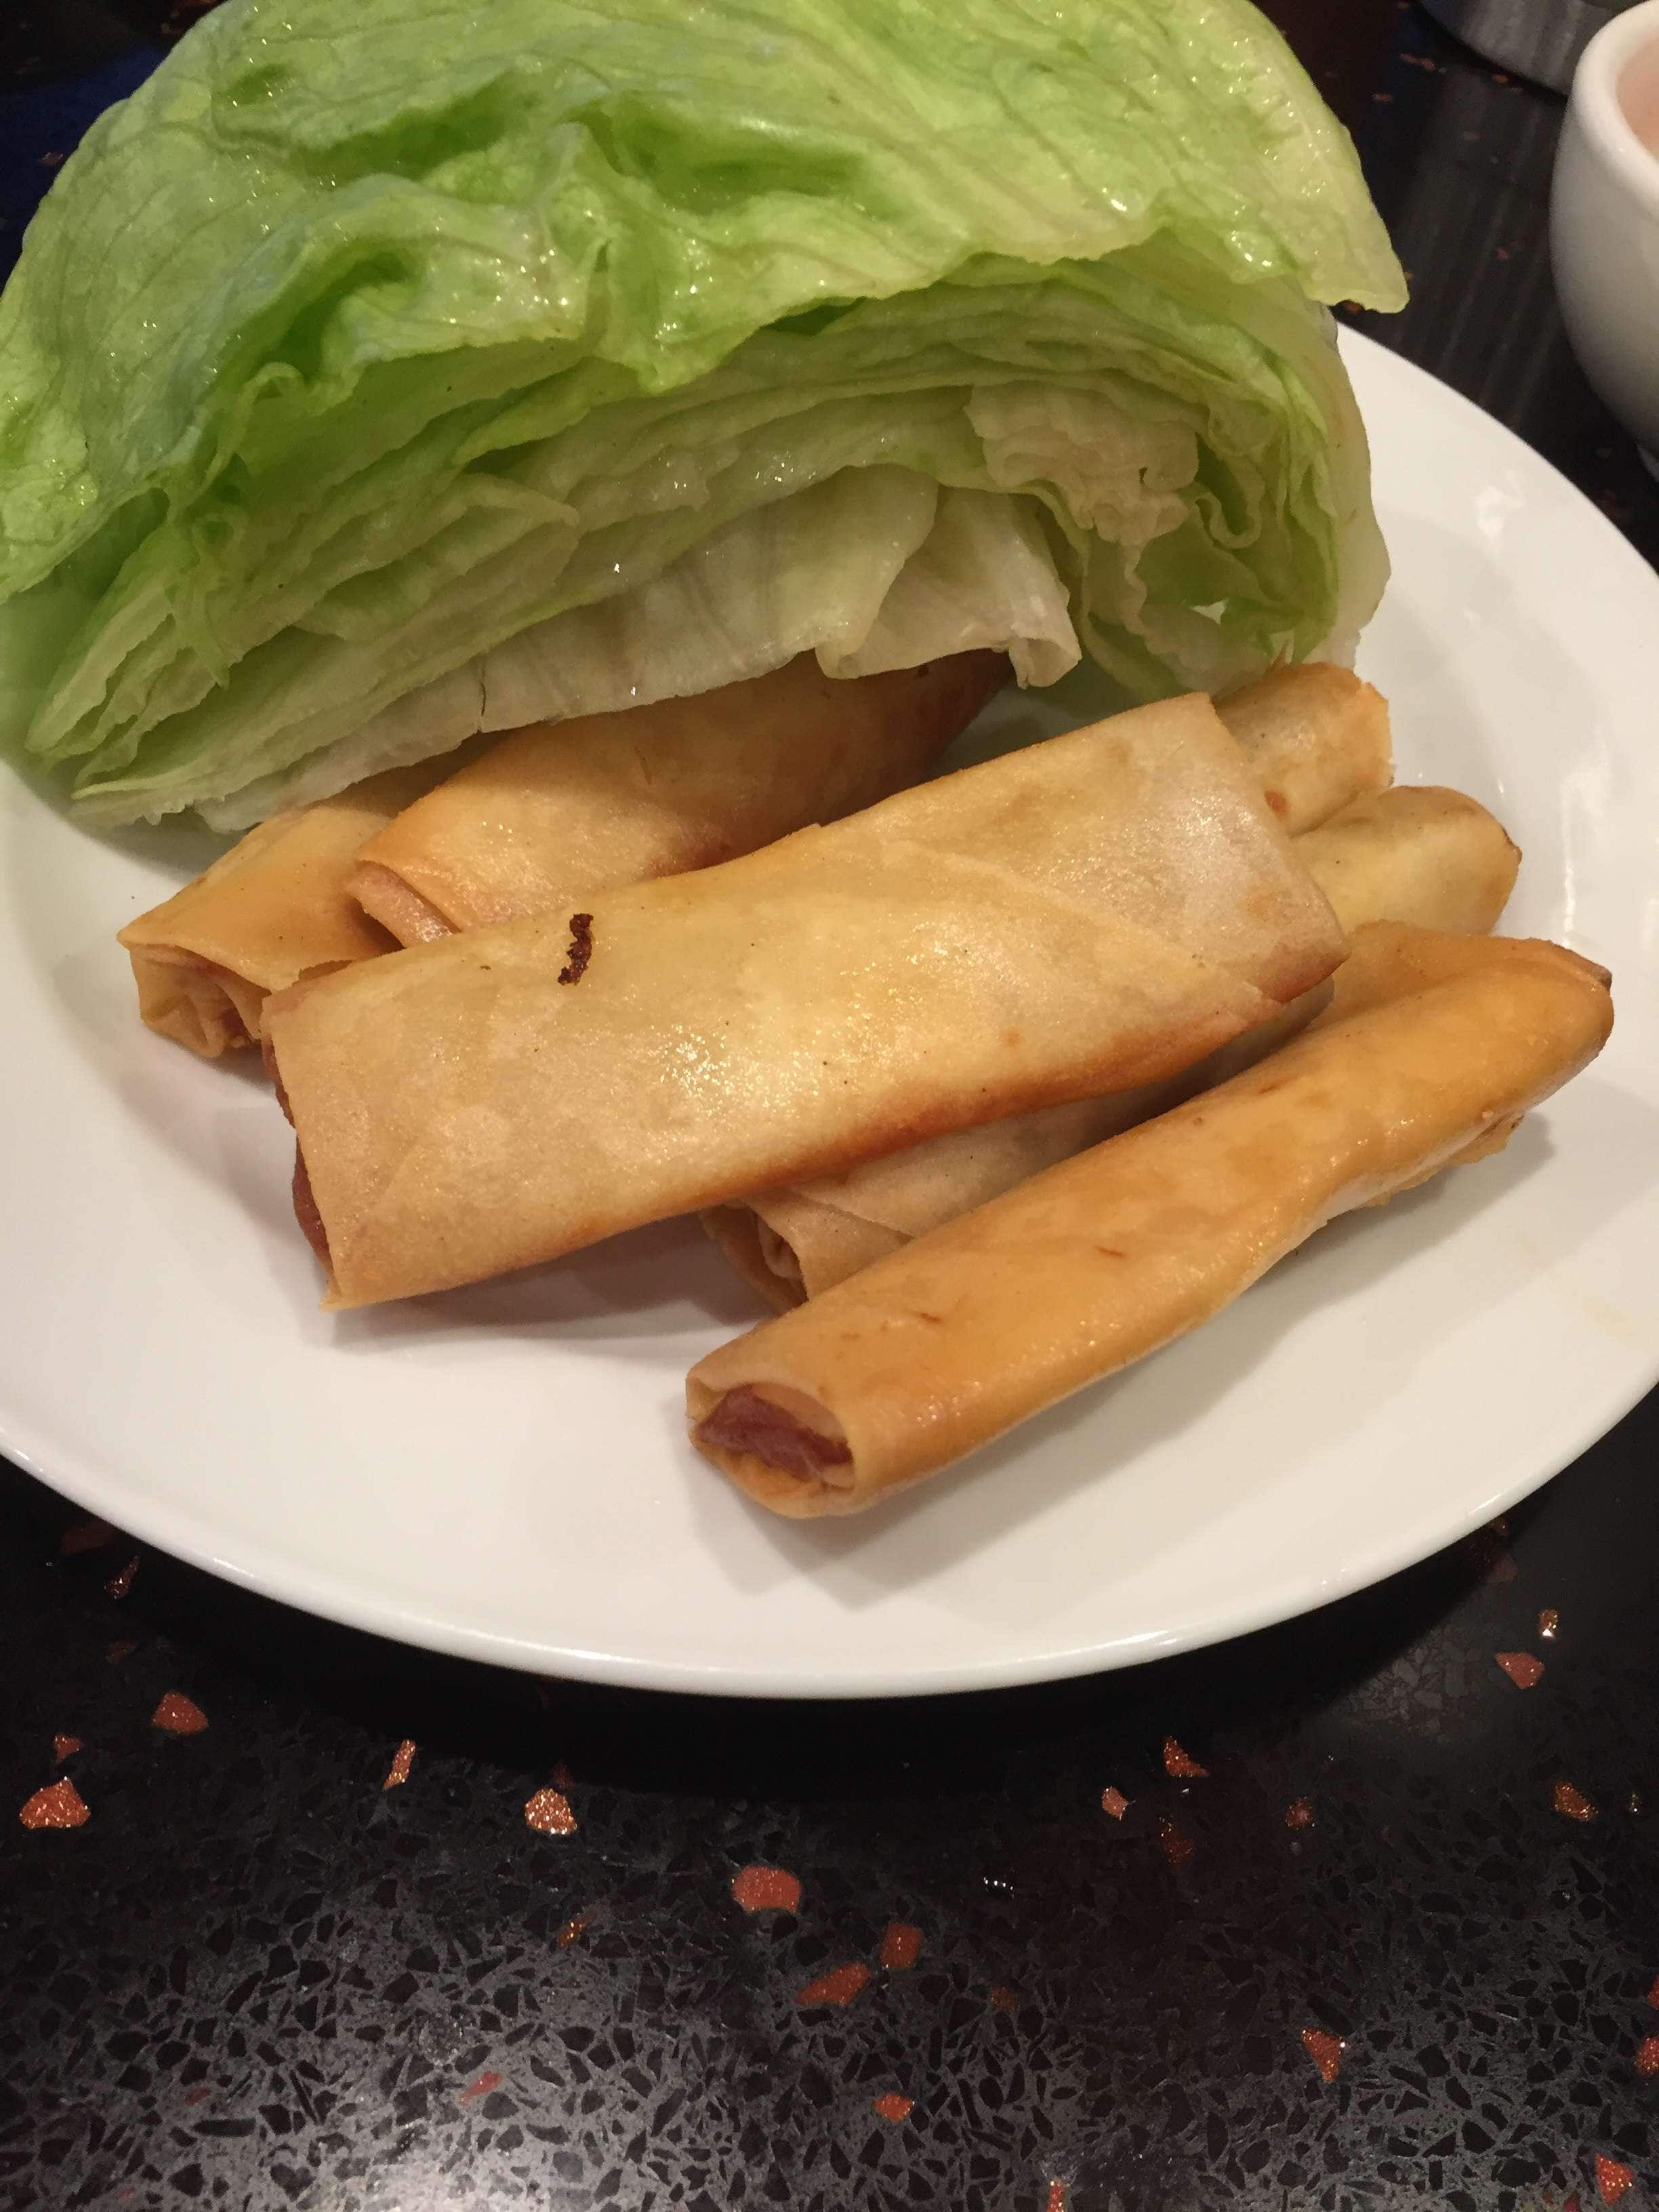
[0,0,1404,826]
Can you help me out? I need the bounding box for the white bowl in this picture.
[1551,0,1659,474]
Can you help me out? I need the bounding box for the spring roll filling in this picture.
[693,1386,853,1481]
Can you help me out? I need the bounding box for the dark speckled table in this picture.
[3,8,1658,2209]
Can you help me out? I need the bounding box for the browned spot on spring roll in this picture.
[702,781,1516,1309]
[556,914,594,986]
[349,653,1008,944]
[1216,665,1391,834]
[686,925,1612,1517]
[264,695,1346,1307]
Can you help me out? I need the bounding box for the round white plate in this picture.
[4,331,1658,1698]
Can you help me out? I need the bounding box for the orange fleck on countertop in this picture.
[152,1693,208,1735]
[731,1865,801,1914]
[525,1787,577,1835]
[1596,2153,1635,2205]
[880,1921,922,1971]
[1158,1816,1194,1868]
[1302,2029,1346,2084]
[20,1779,89,1830]
[1163,1738,1208,1778]
[796,1963,871,2009]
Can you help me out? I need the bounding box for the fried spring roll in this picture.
[349,652,1009,944]
[1294,785,1519,937]
[688,925,1614,1517]
[703,783,1517,1307]
[1215,665,1391,834]
[701,995,1327,1309]
[265,695,1347,1307]
[117,761,459,1057]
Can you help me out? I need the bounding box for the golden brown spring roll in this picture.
[117,760,462,1057]
[702,995,1327,1309]
[264,695,1347,1307]
[1294,785,1519,937]
[349,652,1009,944]
[1215,664,1392,834]
[688,924,1614,1517]
[703,782,1517,1307]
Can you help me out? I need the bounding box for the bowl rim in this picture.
[1573,0,1659,211]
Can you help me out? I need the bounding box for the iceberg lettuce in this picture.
[0,0,1404,825]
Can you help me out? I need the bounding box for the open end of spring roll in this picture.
[701,996,1328,1309]
[703,781,1517,1309]
[266,694,1347,1307]
[117,760,462,1056]
[702,1198,910,1309]
[349,651,1009,943]
[687,923,1613,1517]
[1215,665,1391,835]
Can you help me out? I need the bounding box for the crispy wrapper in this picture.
[1214,664,1391,834]
[265,694,1347,1306]
[702,994,1326,1307]
[117,762,456,1056]
[349,652,1008,943]
[1294,784,1519,937]
[687,924,1613,1517]
[704,781,1517,1307]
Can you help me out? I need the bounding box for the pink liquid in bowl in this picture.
[1621,35,1659,160]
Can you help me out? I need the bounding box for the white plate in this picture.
[5,331,1658,1698]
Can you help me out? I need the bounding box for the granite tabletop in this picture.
[3,7,1658,2209]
